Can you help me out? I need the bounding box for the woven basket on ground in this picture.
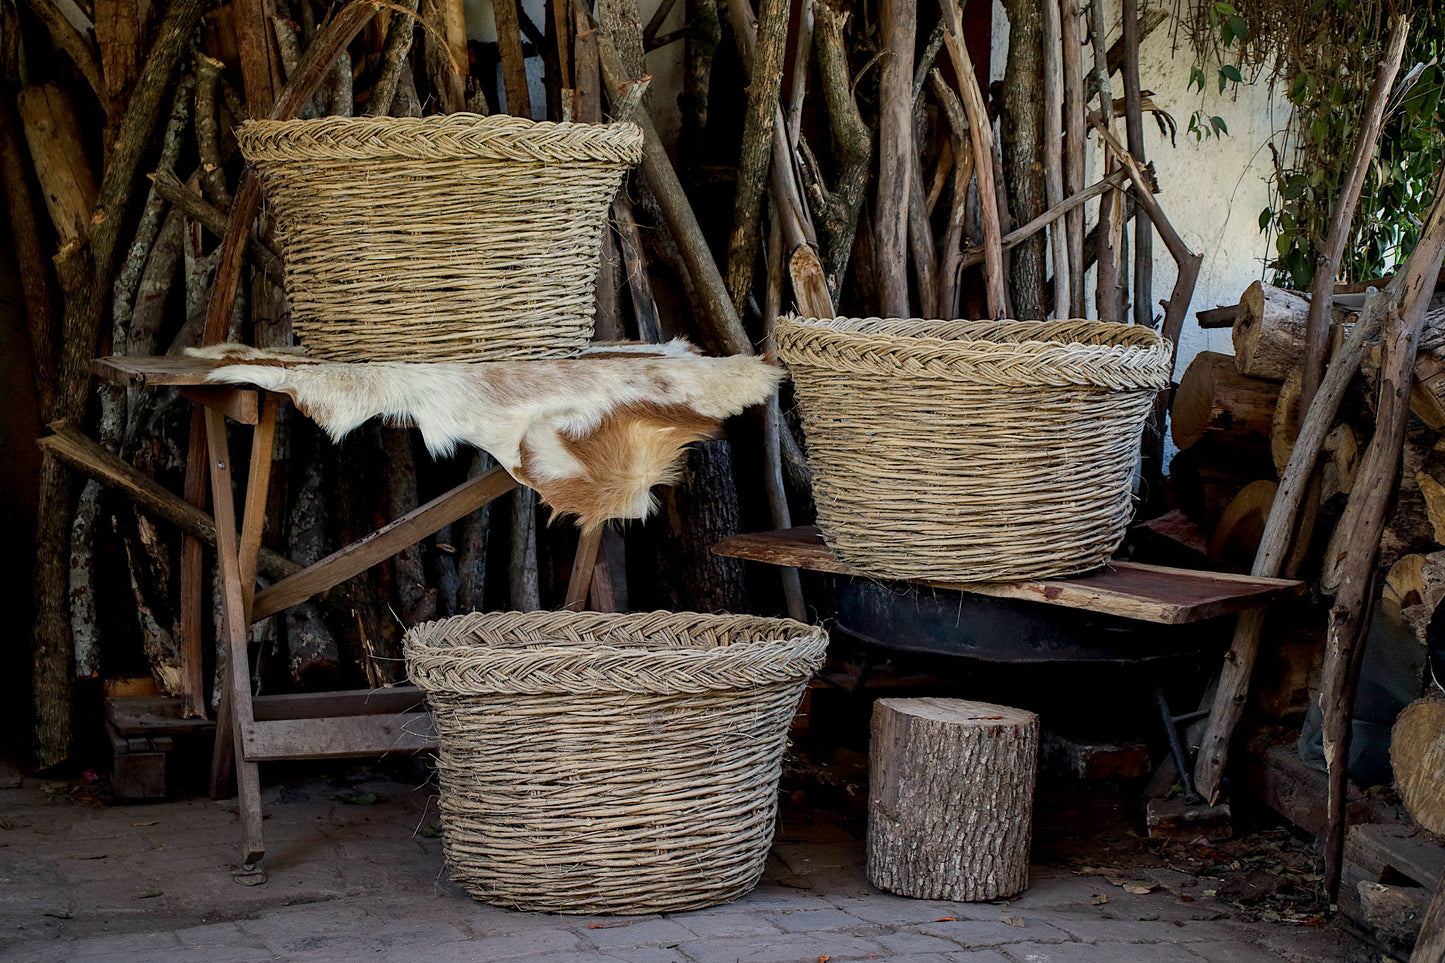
[236,113,643,363]
[775,316,1174,582]
[403,610,829,915]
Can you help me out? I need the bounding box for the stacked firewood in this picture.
[1170,276,1445,611]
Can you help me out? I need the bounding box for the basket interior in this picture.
[794,316,1163,350]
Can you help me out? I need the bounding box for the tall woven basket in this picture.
[404,610,829,915]
[775,316,1173,582]
[235,114,644,363]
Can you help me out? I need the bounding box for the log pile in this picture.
[1161,23,1445,910]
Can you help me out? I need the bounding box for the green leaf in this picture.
[1211,115,1229,136]
[1227,15,1249,44]
[1220,64,1243,84]
[333,792,378,805]
[1190,65,1206,92]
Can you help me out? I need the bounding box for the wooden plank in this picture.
[241,713,438,761]
[94,354,230,386]
[179,385,260,425]
[251,466,518,621]
[712,527,1306,625]
[251,687,429,720]
[1348,824,1445,889]
[237,397,279,617]
[564,526,603,611]
[36,423,299,583]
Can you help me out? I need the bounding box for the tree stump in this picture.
[867,697,1038,901]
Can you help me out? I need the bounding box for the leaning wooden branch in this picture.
[1302,16,1408,410]
[150,170,286,287]
[939,0,1005,318]
[39,423,300,583]
[18,0,103,103]
[1190,24,1412,804]
[811,2,871,296]
[1319,182,1445,898]
[723,0,789,313]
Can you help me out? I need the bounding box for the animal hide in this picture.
[188,340,782,530]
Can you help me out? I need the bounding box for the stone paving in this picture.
[0,754,1372,962]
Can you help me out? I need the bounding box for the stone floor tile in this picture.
[917,917,1072,947]
[766,906,873,932]
[1004,940,1205,963]
[879,929,969,953]
[580,917,696,949]
[676,932,887,963]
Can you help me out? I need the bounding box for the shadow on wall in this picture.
[0,229,42,763]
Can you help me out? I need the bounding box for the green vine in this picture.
[1178,0,1445,287]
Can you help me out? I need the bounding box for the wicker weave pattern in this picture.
[404,610,829,914]
[775,316,1172,582]
[236,115,643,363]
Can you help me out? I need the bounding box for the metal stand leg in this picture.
[1154,682,1202,804]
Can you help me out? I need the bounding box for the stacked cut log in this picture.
[1171,280,1442,577]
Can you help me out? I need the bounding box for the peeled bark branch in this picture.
[1000,0,1046,318]
[875,0,916,317]
[723,0,789,313]
[811,3,870,297]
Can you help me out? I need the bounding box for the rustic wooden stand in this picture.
[713,526,1306,625]
[714,526,1307,805]
[93,355,607,869]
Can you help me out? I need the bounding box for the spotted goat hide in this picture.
[189,340,783,530]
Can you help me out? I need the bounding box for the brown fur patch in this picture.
[515,402,722,530]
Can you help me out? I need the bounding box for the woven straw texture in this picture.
[404,610,829,915]
[775,316,1173,582]
[236,114,643,363]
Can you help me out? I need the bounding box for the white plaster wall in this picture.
[990,0,1290,370]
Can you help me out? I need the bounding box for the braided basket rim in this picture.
[236,112,645,165]
[774,315,1174,389]
[404,610,829,696]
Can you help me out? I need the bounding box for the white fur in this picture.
[187,340,782,521]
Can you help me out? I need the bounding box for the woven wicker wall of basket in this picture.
[775,316,1174,582]
[235,113,644,363]
[404,610,830,915]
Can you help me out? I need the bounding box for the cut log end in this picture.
[1390,693,1445,836]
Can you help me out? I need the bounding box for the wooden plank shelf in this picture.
[712,526,1305,625]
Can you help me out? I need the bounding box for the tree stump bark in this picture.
[867,697,1038,901]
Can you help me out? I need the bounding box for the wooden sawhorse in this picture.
[95,355,608,869]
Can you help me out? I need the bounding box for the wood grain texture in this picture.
[712,527,1304,624]
[16,83,96,247]
[868,697,1037,901]
[1390,693,1445,836]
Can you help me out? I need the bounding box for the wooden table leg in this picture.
[180,408,210,722]
[563,525,604,612]
[204,405,265,867]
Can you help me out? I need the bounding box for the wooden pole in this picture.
[1089,0,1123,321]
[1302,17,1408,410]
[999,0,1046,319]
[1320,183,1445,898]
[940,0,1005,318]
[723,0,789,313]
[1122,0,1150,328]
[494,0,533,117]
[1059,0,1086,317]
[875,0,916,317]
[1041,0,1067,316]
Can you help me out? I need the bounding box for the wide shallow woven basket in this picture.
[236,113,644,362]
[404,610,829,914]
[775,316,1174,582]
